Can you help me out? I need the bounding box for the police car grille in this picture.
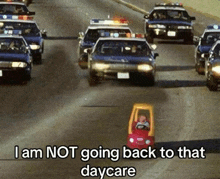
[0,62,12,68]
[168,25,178,30]
[108,64,136,70]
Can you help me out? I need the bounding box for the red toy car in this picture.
[127,103,155,150]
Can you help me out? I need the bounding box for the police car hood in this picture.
[24,36,41,45]
[92,55,152,64]
[0,53,28,61]
[149,20,191,26]
[198,45,212,53]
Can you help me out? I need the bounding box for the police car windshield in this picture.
[151,10,189,20]
[213,44,220,57]
[84,29,131,42]
[0,38,26,53]
[1,22,40,36]
[0,4,28,14]
[202,32,220,45]
[94,40,151,56]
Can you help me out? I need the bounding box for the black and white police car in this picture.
[78,18,132,69]
[195,25,220,74]
[205,40,220,91]
[144,3,195,43]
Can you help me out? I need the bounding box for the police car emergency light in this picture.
[90,18,129,26]
[207,24,220,30]
[155,2,183,7]
[0,14,33,20]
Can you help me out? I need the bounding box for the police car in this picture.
[205,40,220,91]
[86,34,159,86]
[1,19,47,64]
[78,18,132,69]
[0,34,32,82]
[0,2,35,20]
[144,3,195,43]
[195,25,220,74]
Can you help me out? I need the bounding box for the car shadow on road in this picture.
[157,80,206,88]
[157,65,195,71]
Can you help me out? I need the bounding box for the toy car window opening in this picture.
[151,10,189,20]
[95,40,151,56]
[84,29,131,42]
[0,38,25,53]
[0,5,28,14]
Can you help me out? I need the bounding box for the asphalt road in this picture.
[0,0,219,178]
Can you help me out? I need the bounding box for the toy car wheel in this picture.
[207,76,218,91]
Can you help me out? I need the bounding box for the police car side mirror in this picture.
[78,32,84,40]
[154,53,159,58]
[193,36,200,46]
[84,48,92,54]
[151,44,157,50]
[28,11,36,15]
[41,29,47,38]
[190,16,196,20]
[144,14,149,19]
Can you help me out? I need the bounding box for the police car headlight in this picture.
[93,63,109,70]
[178,26,192,29]
[30,44,41,50]
[212,66,220,73]
[145,140,151,145]
[149,24,165,28]
[149,24,157,28]
[137,64,153,71]
[129,138,134,143]
[12,62,27,68]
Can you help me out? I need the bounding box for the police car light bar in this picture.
[155,2,183,7]
[207,24,220,30]
[90,19,129,26]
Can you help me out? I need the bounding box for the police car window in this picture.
[0,38,25,53]
[151,10,189,20]
[202,33,220,45]
[84,29,131,42]
[0,5,28,14]
[213,44,220,57]
[94,40,151,56]
[0,22,39,36]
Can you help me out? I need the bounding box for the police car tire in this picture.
[34,54,42,64]
[196,64,204,75]
[89,73,98,86]
[184,37,193,44]
[208,76,218,91]
[146,36,153,43]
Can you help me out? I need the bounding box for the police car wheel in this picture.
[88,73,99,86]
[196,63,204,75]
[208,76,218,91]
[146,36,153,43]
[33,54,42,64]
[184,37,193,44]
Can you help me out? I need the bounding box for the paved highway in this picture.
[0,0,219,178]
